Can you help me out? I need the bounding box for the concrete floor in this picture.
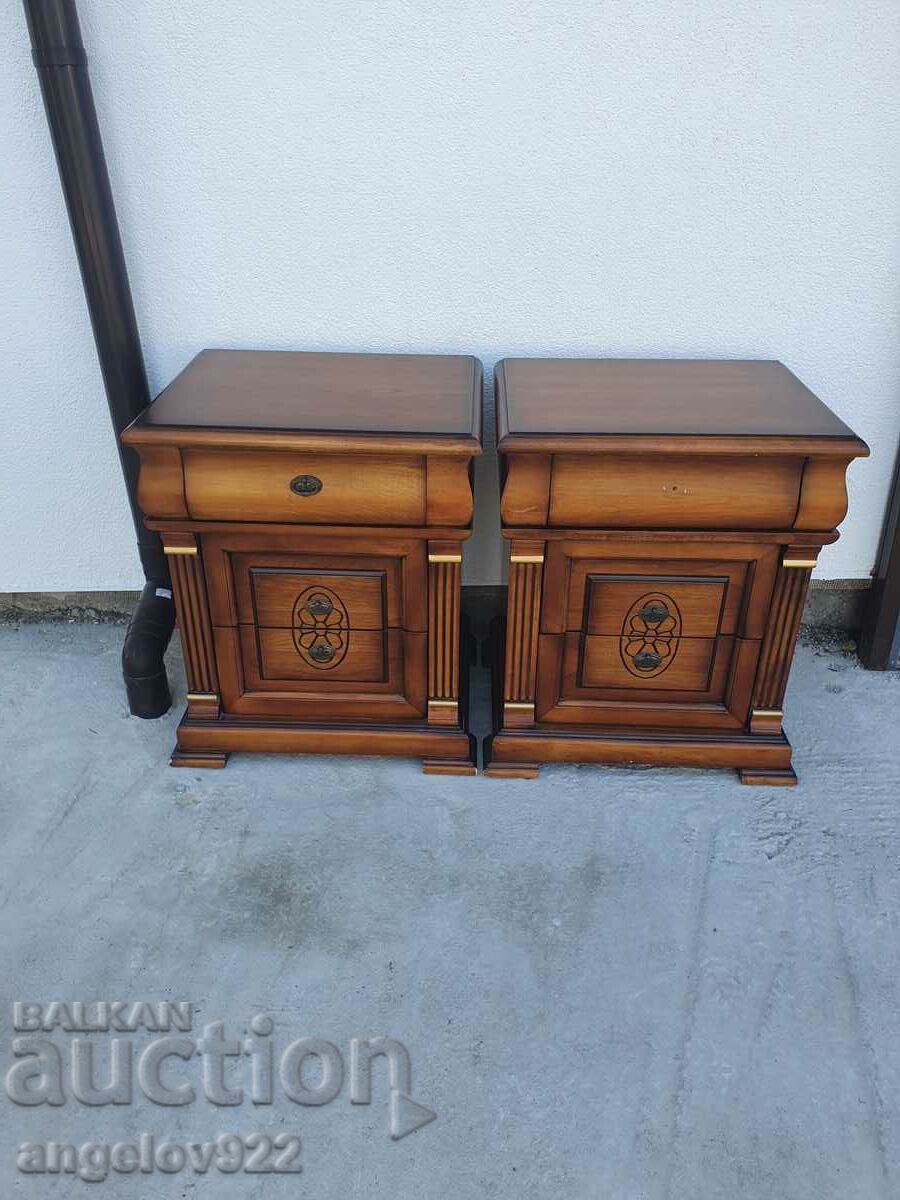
[1,621,899,1198]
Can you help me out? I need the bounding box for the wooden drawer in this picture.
[215,626,425,721]
[580,633,723,691]
[543,542,780,640]
[240,563,388,630]
[242,625,388,684]
[536,632,760,731]
[202,535,425,632]
[583,573,733,641]
[183,449,426,525]
[548,454,803,530]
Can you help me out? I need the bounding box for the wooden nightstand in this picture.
[485,359,868,784]
[122,350,482,773]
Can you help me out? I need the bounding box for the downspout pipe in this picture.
[24,0,174,717]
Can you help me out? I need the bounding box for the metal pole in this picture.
[24,0,174,715]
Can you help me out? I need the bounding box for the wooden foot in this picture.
[422,758,478,776]
[739,766,797,786]
[483,761,541,779]
[170,748,229,769]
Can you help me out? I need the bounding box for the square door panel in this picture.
[199,531,428,722]
[535,540,777,732]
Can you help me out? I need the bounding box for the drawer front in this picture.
[253,626,387,683]
[548,454,803,530]
[202,536,424,632]
[184,449,426,525]
[242,564,387,631]
[584,574,731,640]
[543,542,779,640]
[581,633,724,692]
[215,627,426,721]
[536,633,760,731]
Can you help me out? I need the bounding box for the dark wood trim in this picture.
[496,432,867,458]
[175,716,475,764]
[485,727,794,778]
[497,527,840,546]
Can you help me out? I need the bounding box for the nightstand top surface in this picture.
[126,350,482,452]
[496,359,866,455]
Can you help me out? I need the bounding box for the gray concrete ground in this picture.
[1,620,899,1199]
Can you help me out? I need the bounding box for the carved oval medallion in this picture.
[292,585,348,669]
[619,592,681,678]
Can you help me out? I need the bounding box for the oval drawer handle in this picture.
[308,642,336,663]
[290,474,323,497]
[638,601,669,624]
[304,596,333,618]
[632,649,662,671]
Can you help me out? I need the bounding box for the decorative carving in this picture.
[428,545,462,724]
[620,592,681,678]
[752,556,813,722]
[292,586,348,669]
[501,542,545,724]
[165,537,219,716]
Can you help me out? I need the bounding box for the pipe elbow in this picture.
[121,582,175,717]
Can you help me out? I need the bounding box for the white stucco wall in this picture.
[2,0,899,589]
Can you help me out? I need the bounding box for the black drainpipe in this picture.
[24,0,174,717]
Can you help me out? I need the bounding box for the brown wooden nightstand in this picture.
[122,349,482,773]
[484,358,868,784]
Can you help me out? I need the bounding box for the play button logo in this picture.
[390,1089,437,1140]
[349,1037,437,1141]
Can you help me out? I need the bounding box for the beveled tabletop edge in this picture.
[122,423,483,457]
[495,431,869,458]
[122,352,483,452]
[494,358,869,458]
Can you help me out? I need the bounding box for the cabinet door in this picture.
[201,531,427,722]
[536,540,779,731]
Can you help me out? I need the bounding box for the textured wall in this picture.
[2,0,899,589]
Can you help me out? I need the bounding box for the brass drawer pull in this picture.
[290,474,323,497]
[304,595,333,618]
[632,649,662,671]
[308,642,336,663]
[639,601,669,624]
